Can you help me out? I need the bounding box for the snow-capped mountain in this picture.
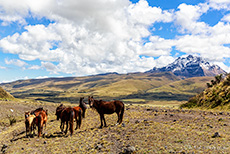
[146,55,226,78]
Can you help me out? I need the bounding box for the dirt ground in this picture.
[1,101,230,153]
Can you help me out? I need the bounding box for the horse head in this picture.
[88,96,94,108]
[56,104,65,120]
[25,111,30,119]
[80,97,87,110]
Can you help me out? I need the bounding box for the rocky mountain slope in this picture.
[146,55,226,78]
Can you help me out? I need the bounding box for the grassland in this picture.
[0,72,212,104]
[1,100,230,153]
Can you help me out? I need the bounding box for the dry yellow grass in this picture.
[1,100,230,153]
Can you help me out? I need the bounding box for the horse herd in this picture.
[24,96,125,137]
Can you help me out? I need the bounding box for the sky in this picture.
[0,0,230,83]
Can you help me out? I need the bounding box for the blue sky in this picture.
[0,0,230,83]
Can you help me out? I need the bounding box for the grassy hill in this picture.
[0,86,14,100]
[0,72,212,104]
[181,74,230,109]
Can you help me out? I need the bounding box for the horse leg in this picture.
[60,121,64,133]
[102,114,107,127]
[116,111,120,125]
[65,121,68,135]
[99,114,103,128]
[75,113,78,130]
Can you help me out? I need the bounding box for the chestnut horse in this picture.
[60,107,75,135]
[73,97,88,130]
[25,107,48,137]
[88,96,124,128]
[34,110,48,137]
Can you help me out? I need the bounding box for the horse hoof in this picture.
[115,123,119,126]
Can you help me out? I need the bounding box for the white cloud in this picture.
[175,3,210,34]
[208,0,230,10]
[0,0,230,76]
[0,0,176,75]
[41,61,58,74]
[28,65,41,70]
[0,65,7,69]
[222,14,230,22]
[5,59,28,68]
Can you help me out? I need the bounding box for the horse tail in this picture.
[82,109,85,119]
[37,114,42,137]
[69,109,75,136]
[120,103,125,124]
[78,109,82,129]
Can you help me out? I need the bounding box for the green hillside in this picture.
[181,74,230,109]
[0,86,14,100]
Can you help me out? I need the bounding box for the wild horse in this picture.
[56,97,87,132]
[59,107,75,135]
[73,97,88,130]
[34,110,48,137]
[25,112,36,137]
[25,107,48,137]
[88,96,124,128]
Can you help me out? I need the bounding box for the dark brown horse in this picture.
[88,96,124,128]
[79,97,87,118]
[60,107,75,135]
[55,104,66,120]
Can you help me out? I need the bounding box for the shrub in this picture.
[8,115,16,126]
[180,97,197,108]
[206,83,212,88]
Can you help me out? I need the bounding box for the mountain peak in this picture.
[146,55,226,78]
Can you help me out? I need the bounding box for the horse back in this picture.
[97,100,121,114]
[73,106,82,112]
[61,107,74,121]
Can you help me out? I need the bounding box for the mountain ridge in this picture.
[146,55,226,78]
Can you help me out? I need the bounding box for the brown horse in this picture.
[34,110,48,137]
[60,107,75,135]
[88,96,124,128]
[25,112,36,137]
[73,97,88,130]
[79,97,87,118]
[55,104,66,120]
[25,107,48,137]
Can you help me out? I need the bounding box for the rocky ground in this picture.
[1,101,230,153]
